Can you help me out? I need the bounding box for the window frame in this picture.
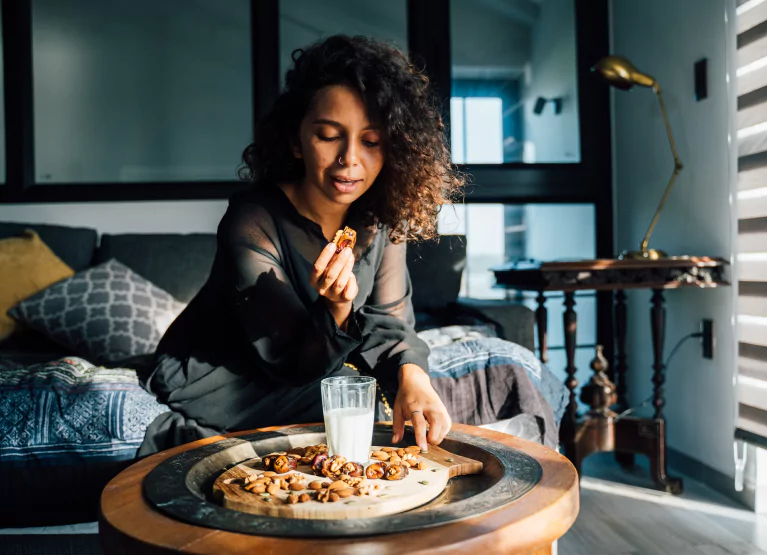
[1,0,610,206]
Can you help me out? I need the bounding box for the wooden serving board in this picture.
[212,444,483,519]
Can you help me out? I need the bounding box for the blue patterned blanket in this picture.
[0,356,169,465]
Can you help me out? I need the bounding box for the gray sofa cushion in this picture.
[0,222,97,272]
[407,236,466,312]
[96,234,217,303]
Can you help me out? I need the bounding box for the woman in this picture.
[138,35,464,456]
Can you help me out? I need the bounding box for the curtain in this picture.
[736,0,767,448]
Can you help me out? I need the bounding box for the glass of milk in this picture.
[321,376,376,463]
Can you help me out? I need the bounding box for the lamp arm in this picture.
[639,84,684,254]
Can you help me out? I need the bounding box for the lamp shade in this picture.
[591,55,656,91]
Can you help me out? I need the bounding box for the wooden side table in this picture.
[99,423,579,555]
[492,257,730,494]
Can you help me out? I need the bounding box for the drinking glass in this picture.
[321,375,376,463]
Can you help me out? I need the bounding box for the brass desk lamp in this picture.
[592,55,684,260]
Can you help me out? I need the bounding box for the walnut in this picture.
[261,452,286,470]
[342,461,364,477]
[321,455,347,479]
[272,455,298,474]
[385,464,409,481]
[365,462,388,480]
[317,489,331,503]
[332,226,357,251]
[338,475,366,488]
[300,443,328,465]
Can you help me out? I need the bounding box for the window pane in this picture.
[438,203,595,299]
[33,0,252,183]
[450,0,581,164]
[279,0,408,84]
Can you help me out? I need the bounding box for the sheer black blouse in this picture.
[139,181,429,450]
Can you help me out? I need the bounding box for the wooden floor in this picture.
[560,453,767,555]
[1,453,765,555]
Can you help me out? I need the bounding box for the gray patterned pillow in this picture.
[8,259,185,363]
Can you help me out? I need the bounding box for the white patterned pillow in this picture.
[8,259,185,363]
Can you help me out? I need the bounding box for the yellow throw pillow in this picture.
[0,230,75,340]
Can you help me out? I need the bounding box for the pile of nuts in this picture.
[240,443,430,504]
[243,472,382,504]
[243,471,306,495]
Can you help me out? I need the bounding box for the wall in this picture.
[611,0,739,485]
[522,0,580,163]
[279,0,408,81]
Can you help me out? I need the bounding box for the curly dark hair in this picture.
[239,35,464,243]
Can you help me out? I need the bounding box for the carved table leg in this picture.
[614,290,628,410]
[536,291,548,363]
[651,290,666,419]
[560,292,579,466]
[614,290,634,468]
[645,289,682,493]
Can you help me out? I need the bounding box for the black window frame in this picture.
[0,0,613,359]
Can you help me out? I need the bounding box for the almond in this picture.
[381,447,397,453]
[372,451,390,461]
[308,481,325,491]
[329,492,340,502]
[299,493,311,503]
[336,488,355,498]
[327,480,348,491]
[416,461,428,470]
[289,482,304,491]
[267,483,281,496]
[388,454,401,464]
[397,449,406,458]
[287,494,299,504]
[405,446,421,454]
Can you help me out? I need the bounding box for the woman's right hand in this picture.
[310,243,358,326]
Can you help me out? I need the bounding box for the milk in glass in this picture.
[324,407,374,463]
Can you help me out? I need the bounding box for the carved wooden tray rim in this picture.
[142,425,543,538]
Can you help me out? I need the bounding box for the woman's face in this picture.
[294,84,385,206]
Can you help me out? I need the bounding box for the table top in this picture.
[492,256,730,292]
[99,423,579,555]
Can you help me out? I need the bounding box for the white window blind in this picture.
[737,0,767,448]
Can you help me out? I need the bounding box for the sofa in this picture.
[0,221,536,527]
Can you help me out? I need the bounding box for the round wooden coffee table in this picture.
[100,423,578,555]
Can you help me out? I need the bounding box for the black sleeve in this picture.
[355,236,430,379]
[223,210,363,387]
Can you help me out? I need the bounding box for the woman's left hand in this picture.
[391,364,452,450]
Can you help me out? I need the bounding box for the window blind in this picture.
[736,0,767,448]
